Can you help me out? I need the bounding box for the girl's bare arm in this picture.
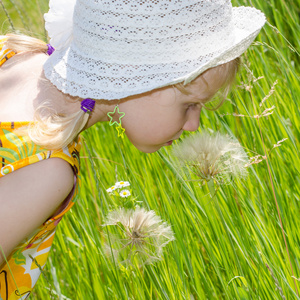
[0,158,74,266]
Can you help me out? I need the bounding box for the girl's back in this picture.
[0,51,80,122]
[0,52,44,122]
[0,46,76,271]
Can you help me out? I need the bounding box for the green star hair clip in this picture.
[107,105,125,126]
[107,105,126,138]
[116,123,126,138]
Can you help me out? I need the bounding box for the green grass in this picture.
[1,0,300,299]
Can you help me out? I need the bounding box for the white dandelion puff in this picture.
[119,190,131,198]
[172,131,248,184]
[115,181,130,188]
[103,207,175,266]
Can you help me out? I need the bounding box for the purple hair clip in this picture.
[81,98,96,114]
[47,44,55,56]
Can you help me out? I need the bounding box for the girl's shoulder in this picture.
[0,39,48,122]
[0,156,75,266]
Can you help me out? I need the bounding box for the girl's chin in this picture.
[131,139,174,153]
[133,143,162,153]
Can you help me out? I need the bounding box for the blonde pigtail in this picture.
[5,34,48,54]
[28,105,90,150]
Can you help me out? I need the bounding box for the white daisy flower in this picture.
[119,190,131,198]
[106,185,117,193]
[115,181,130,188]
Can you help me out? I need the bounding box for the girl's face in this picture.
[119,67,227,153]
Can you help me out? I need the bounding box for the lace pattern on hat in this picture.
[43,1,266,100]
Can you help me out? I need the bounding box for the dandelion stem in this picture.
[207,179,217,202]
[207,180,243,275]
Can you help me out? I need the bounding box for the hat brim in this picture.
[43,6,265,100]
[178,6,266,86]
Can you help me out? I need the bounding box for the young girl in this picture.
[0,0,265,298]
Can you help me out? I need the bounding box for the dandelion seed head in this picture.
[172,131,248,184]
[103,207,175,266]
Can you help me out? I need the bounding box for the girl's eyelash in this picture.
[187,103,198,108]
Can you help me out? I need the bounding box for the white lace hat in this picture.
[43,0,265,100]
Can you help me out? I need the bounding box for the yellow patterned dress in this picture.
[0,38,81,299]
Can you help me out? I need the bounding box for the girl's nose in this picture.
[182,108,201,132]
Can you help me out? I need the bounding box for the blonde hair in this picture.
[5,33,48,54]
[174,57,240,110]
[28,104,90,149]
[4,34,90,150]
[5,34,240,150]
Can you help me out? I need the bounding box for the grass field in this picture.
[1,0,299,299]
